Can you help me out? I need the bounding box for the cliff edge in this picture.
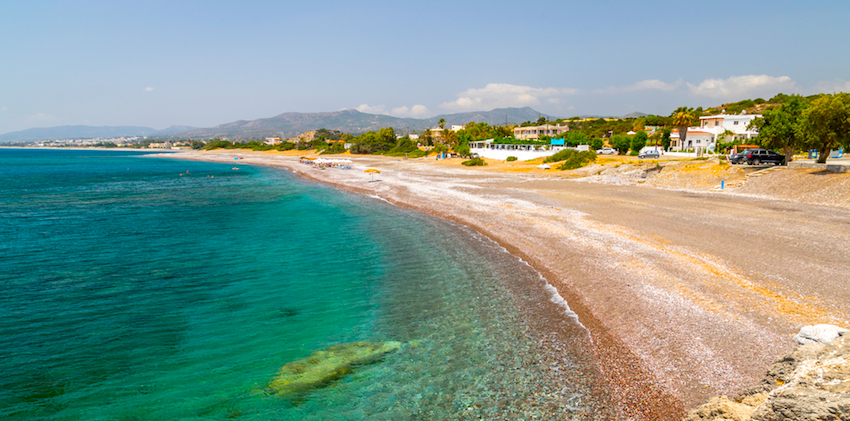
[686,325,849,421]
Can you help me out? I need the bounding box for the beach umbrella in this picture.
[364,168,380,181]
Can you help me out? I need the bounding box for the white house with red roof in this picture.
[670,113,761,152]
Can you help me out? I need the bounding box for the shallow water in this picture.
[0,149,612,420]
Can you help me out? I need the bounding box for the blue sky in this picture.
[1,0,849,133]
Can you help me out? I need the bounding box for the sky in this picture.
[1,0,849,133]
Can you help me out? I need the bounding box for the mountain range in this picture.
[0,125,197,142]
[172,107,551,140]
[0,107,646,142]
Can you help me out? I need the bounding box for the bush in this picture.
[556,151,597,170]
[320,143,346,155]
[461,158,486,166]
[591,138,604,150]
[407,149,427,158]
[544,148,579,163]
[506,156,518,162]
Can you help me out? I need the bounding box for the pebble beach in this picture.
[163,149,850,420]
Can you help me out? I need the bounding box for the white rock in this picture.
[792,324,849,345]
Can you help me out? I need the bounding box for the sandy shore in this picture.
[159,150,850,420]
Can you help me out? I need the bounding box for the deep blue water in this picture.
[0,149,611,420]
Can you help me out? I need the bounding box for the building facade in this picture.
[670,114,761,152]
[513,123,570,140]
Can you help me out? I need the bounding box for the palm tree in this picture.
[671,107,695,150]
[438,118,446,129]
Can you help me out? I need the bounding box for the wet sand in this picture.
[162,150,850,420]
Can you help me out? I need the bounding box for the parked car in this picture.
[596,147,617,155]
[638,150,660,159]
[743,148,785,165]
[728,148,756,164]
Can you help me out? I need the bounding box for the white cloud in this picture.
[687,75,795,99]
[144,87,155,92]
[355,104,386,114]
[440,83,578,111]
[598,79,682,94]
[391,104,430,118]
[812,79,850,94]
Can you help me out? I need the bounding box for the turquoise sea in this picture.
[0,149,613,420]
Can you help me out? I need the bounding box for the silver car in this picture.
[638,150,660,159]
[596,147,617,155]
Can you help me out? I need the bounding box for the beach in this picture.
[163,150,850,419]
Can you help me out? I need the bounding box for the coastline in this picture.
[159,150,850,420]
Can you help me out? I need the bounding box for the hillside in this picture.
[172,107,549,139]
[0,125,160,142]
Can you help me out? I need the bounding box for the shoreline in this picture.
[158,150,850,420]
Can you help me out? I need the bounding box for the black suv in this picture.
[743,148,785,165]
[729,149,756,164]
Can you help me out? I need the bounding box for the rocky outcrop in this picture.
[268,341,402,396]
[685,326,849,421]
[793,324,849,345]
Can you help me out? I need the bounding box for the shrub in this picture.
[407,149,427,158]
[506,156,518,162]
[461,158,486,166]
[556,151,597,170]
[544,148,579,163]
[320,143,346,155]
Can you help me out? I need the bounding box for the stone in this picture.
[685,335,850,421]
[268,341,401,396]
[792,324,849,345]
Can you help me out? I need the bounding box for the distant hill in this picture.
[622,112,649,118]
[172,107,551,139]
[0,107,551,142]
[151,125,197,136]
[0,125,160,142]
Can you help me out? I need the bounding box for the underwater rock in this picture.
[269,341,402,395]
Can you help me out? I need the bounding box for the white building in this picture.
[468,139,588,161]
[670,113,761,152]
[513,123,570,140]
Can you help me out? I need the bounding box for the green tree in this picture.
[748,96,808,164]
[671,107,695,150]
[801,93,850,164]
[661,129,672,150]
[563,131,589,147]
[630,131,648,154]
[455,131,472,156]
[610,134,631,155]
[421,129,433,146]
[442,128,458,148]
[591,138,604,150]
[438,118,446,129]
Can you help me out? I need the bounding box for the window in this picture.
[734,121,739,125]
